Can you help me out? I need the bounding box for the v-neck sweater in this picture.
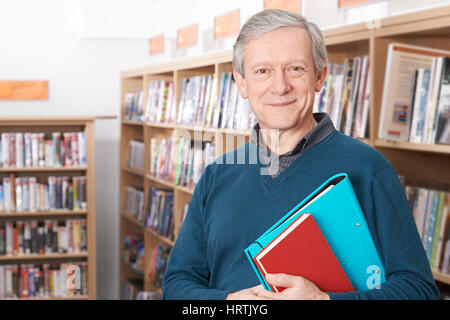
[162,129,439,300]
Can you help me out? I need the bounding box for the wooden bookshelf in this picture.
[0,117,97,299]
[119,5,450,296]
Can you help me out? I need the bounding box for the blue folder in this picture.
[245,173,386,292]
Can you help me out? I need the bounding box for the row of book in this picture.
[0,175,87,213]
[150,137,215,189]
[125,186,175,241]
[314,56,370,138]
[124,186,144,220]
[145,188,174,240]
[379,43,450,145]
[0,219,87,256]
[405,186,449,274]
[124,90,145,122]
[123,74,258,131]
[149,244,171,289]
[124,80,176,124]
[127,140,145,171]
[177,73,257,130]
[123,235,144,276]
[0,132,87,168]
[145,80,176,123]
[0,262,88,298]
[120,279,162,300]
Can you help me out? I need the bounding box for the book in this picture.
[379,43,450,142]
[127,140,145,171]
[410,68,431,143]
[0,131,86,169]
[0,262,87,298]
[405,185,449,272]
[0,176,87,213]
[253,213,354,293]
[424,57,445,144]
[246,173,386,292]
[435,57,450,144]
[123,235,145,276]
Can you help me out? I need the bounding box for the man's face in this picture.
[234,26,326,131]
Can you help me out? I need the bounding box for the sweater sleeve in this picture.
[328,165,440,300]
[162,164,229,300]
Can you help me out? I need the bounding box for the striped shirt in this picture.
[250,112,336,178]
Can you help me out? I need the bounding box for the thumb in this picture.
[265,273,298,288]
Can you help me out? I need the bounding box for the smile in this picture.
[267,100,296,107]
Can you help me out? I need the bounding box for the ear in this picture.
[233,69,248,99]
[314,64,328,93]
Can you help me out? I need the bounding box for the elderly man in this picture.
[162,9,439,300]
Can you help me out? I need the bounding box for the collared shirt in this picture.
[250,112,336,178]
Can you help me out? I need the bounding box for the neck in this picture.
[260,114,317,155]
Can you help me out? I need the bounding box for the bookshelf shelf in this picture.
[0,117,97,299]
[0,253,88,262]
[119,5,450,297]
[5,295,90,300]
[120,211,144,229]
[121,166,145,178]
[0,166,87,173]
[146,174,195,195]
[122,120,145,127]
[146,174,176,190]
[432,271,450,285]
[0,210,88,218]
[144,121,252,136]
[120,210,175,247]
[145,228,175,247]
[374,139,450,155]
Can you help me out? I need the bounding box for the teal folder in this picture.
[245,173,386,292]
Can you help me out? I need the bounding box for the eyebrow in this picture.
[247,60,308,69]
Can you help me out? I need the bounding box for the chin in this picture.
[262,119,298,131]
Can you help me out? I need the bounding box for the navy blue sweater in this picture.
[162,130,439,300]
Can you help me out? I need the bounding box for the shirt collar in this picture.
[250,112,335,157]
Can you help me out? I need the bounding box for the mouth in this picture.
[267,100,297,107]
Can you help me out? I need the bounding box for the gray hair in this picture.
[233,9,328,77]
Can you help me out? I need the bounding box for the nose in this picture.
[270,70,291,95]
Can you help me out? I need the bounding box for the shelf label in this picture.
[0,81,49,100]
[214,9,240,40]
[264,0,301,13]
[338,0,374,8]
[177,24,198,49]
[149,34,164,55]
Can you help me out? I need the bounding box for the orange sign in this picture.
[338,0,373,8]
[177,24,198,49]
[0,81,49,100]
[214,9,240,40]
[264,0,301,13]
[149,34,164,55]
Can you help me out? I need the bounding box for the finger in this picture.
[247,294,274,300]
[249,284,265,295]
[255,289,280,300]
[266,273,300,288]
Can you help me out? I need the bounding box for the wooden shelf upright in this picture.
[0,117,97,300]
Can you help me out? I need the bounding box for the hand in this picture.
[256,273,330,300]
[226,284,273,300]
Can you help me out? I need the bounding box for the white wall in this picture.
[1,0,449,299]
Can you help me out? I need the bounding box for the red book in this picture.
[253,213,354,293]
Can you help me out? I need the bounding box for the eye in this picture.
[288,65,306,75]
[256,68,267,74]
